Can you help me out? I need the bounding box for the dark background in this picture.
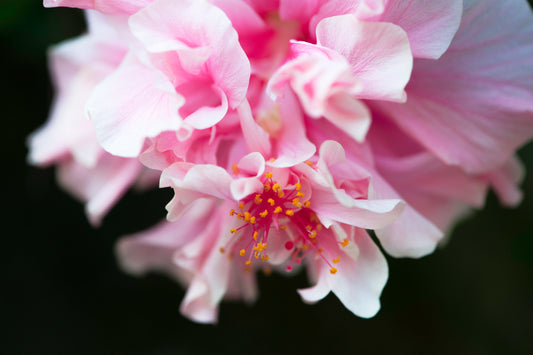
[4,2,533,354]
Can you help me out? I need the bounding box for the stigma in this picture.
[221,172,348,275]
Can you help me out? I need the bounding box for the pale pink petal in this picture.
[230,153,266,200]
[364,0,463,59]
[268,90,316,168]
[309,0,462,59]
[371,173,444,258]
[373,0,533,174]
[486,156,525,207]
[176,208,233,323]
[237,99,272,157]
[57,155,142,226]
[115,205,209,276]
[129,0,250,108]
[374,152,489,234]
[161,163,234,202]
[182,85,229,130]
[269,41,371,142]
[86,53,184,157]
[299,228,388,318]
[311,188,404,230]
[316,15,412,102]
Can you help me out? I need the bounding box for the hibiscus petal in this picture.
[486,156,525,207]
[237,99,272,157]
[316,15,412,102]
[311,188,405,229]
[86,53,184,157]
[366,0,463,59]
[129,0,250,108]
[57,155,142,226]
[373,0,533,174]
[268,90,316,168]
[299,228,388,318]
[370,172,444,258]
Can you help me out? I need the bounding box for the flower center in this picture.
[220,172,348,274]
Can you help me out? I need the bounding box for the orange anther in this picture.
[232,163,240,175]
[330,267,337,274]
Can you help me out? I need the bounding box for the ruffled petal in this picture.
[316,15,412,102]
[86,53,184,157]
[373,0,533,174]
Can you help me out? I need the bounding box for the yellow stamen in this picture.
[232,163,240,175]
[219,247,225,254]
[265,172,273,179]
[332,257,340,264]
[292,198,301,207]
[267,198,275,206]
[303,200,311,208]
[330,267,337,274]
[230,228,237,234]
[285,210,295,216]
[274,206,283,214]
[239,202,245,210]
[305,160,313,167]
[245,260,252,265]
[261,254,270,261]
[244,212,252,222]
[254,195,263,204]
[253,231,258,241]
[250,216,256,224]
[296,192,305,198]
[279,225,287,230]
[230,209,236,216]
[341,238,349,247]
[309,230,317,238]
[295,183,301,191]
[239,249,246,256]
[260,210,268,218]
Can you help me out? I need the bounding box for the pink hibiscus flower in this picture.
[35,0,533,324]
[118,141,404,322]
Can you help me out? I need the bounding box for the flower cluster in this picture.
[30,0,533,323]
